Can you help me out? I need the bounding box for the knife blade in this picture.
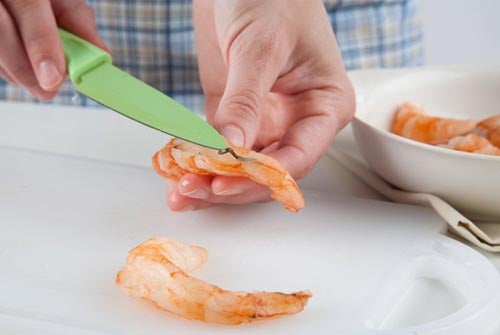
[58,28,227,151]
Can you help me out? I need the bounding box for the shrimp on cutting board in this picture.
[475,115,500,148]
[391,103,478,144]
[152,138,304,212]
[439,133,500,156]
[116,238,312,324]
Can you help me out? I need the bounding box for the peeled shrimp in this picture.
[391,103,478,144]
[475,115,500,147]
[116,238,312,324]
[152,138,304,212]
[440,133,500,156]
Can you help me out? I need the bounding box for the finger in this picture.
[214,23,291,147]
[0,66,16,84]
[3,0,65,92]
[177,173,272,205]
[167,187,212,212]
[52,0,109,52]
[178,174,213,200]
[29,86,58,101]
[272,87,355,179]
[193,0,225,124]
[210,176,272,204]
[0,3,50,99]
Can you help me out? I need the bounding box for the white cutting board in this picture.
[0,146,497,335]
[0,102,499,334]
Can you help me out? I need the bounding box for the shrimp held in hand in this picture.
[391,103,477,144]
[152,138,304,212]
[116,238,312,324]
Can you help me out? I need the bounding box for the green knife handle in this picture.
[58,28,112,84]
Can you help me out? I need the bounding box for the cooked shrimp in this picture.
[116,238,312,324]
[152,138,304,212]
[391,103,478,144]
[487,129,500,148]
[475,115,500,147]
[440,133,500,156]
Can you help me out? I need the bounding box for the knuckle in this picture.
[230,29,282,70]
[333,80,356,126]
[238,30,278,52]
[314,78,356,129]
[254,30,281,56]
[224,89,261,121]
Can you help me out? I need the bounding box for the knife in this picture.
[58,28,227,151]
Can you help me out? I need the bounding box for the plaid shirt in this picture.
[0,0,424,113]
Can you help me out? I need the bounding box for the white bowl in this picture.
[350,65,500,221]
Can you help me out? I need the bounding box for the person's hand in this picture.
[0,0,107,100]
[168,0,355,211]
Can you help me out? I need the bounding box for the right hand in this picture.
[0,0,108,100]
[168,0,355,211]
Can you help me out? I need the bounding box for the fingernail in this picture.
[213,188,243,196]
[220,125,245,147]
[182,188,210,200]
[38,60,61,91]
[179,179,190,189]
[179,179,210,199]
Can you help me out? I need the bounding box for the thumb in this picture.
[214,27,289,148]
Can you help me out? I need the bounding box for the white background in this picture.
[422,0,500,65]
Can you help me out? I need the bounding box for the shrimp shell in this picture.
[116,238,312,324]
[440,133,500,156]
[152,138,305,212]
[391,103,478,144]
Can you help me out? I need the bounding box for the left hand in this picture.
[167,0,355,211]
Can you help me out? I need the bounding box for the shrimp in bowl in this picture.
[152,138,305,212]
[439,133,500,156]
[390,102,478,144]
[475,115,500,148]
[116,238,312,324]
[390,103,500,157]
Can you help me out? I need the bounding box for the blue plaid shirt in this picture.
[0,0,424,113]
